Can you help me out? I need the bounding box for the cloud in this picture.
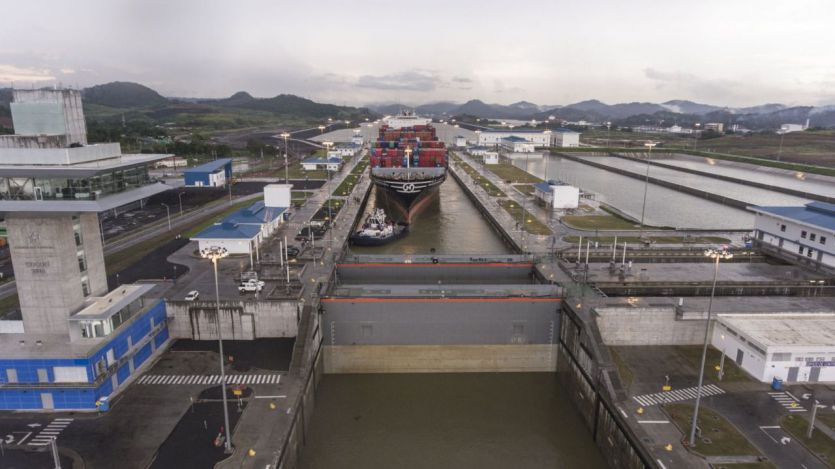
[357,70,440,91]
[0,64,55,83]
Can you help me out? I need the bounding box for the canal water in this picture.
[518,154,752,229]
[350,176,510,255]
[654,153,835,198]
[298,373,606,469]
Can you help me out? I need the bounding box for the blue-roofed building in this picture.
[501,136,536,153]
[534,180,579,210]
[301,156,342,171]
[192,221,262,258]
[750,201,835,272]
[183,158,232,187]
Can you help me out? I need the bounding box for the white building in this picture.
[750,202,835,273]
[333,143,362,158]
[264,184,292,208]
[533,181,580,210]
[483,152,499,164]
[301,157,343,172]
[454,136,468,147]
[501,136,536,153]
[712,314,835,383]
[467,146,491,156]
[550,129,581,148]
[779,120,809,134]
[477,130,550,147]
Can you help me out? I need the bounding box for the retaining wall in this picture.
[166,300,300,340]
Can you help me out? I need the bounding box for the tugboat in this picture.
[350,208,408,246]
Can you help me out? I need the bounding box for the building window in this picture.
[798,246,804,255]
[801,231,807,238]
[780,224,786,232]
[821,237,826,245]
[807,249,814,258]
[772,352,792,361]
[810,233,817,241]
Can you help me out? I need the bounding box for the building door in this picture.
[735,349,745,366]
[787,367,799,382]
[809,367,821,382]
[41,393,54,410]
[778,239,784,248]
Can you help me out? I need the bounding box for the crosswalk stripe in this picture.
[137,373,283,385]
[633,385,726,407]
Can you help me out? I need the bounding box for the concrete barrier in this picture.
[323,344,558,373]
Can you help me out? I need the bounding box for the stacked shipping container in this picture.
[370,125,449,169]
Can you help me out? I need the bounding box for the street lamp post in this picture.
[639,142,657,240]
[200,246,233,454]
[161,203,171,231]
[689,246,733,447]
[606,121,611,148]
[281,132,291,184]
[178,192,185,217]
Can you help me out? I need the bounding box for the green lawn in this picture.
[818,413,835,432]
[562,215,641,230]
[515,184,536,195]
[285,163,328,180]
[498,199,551,235]
[333,173,360,197]
[452,154,506,197]
[486,163,543,184]
[0,293,20,320]
[674,345,754,383]
[782,414,835,468]
[665,403,762,457]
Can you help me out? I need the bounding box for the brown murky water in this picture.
[349,177,511,255]
[299,373,607,469]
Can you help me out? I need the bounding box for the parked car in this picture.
[184,290,199,301]
[286,246,300,257]
[238,280,264,293]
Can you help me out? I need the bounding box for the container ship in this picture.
[369,111,448,221]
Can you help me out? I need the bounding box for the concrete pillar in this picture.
[6,213,106,336]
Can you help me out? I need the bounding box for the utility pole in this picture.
[808,395,819,438]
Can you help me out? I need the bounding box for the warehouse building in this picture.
[501,136,536,153]
[183,158,232,187]
[477,129,550,146]
[750,201,835,273]
[712,313,835,383]
[534,181,580,210]
[301,156,343,171]
[192,184,290,262]
[550,129,581,148]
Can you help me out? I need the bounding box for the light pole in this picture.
[281,132,291,184]
[639,141,657,240]
[178,192,185,217]
[689,246,733,447]
[200,246,233,454]
[606,121,611,148]
[161,203,171,231]
[693,123,701,149]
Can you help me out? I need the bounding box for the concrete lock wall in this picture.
[594,306,709,346]
[166,300,299,340]
[323,299,558,345]
[324,344,559,373]
[336,264,534,284]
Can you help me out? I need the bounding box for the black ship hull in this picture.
[371,172,446,222]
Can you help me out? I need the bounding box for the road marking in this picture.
[632,384,725,407]
[637,420,670,424]
[27,419,72,446]
[255,395,287,399]
[138,373,284,386]
[769,392,807,412]
[656,460,668,469]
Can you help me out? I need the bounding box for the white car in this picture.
[238,283,263,293]
[184,290,199,301]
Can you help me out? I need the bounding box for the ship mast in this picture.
[404,146,412,180]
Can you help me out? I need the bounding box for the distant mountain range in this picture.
[367,98,835,130]
[0,82,375,124]
[2,82,834,131]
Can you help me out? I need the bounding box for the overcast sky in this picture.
[1,0,834,107]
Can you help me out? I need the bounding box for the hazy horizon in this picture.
[2,0,834,107]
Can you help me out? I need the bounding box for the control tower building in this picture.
[0,89,173,410]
